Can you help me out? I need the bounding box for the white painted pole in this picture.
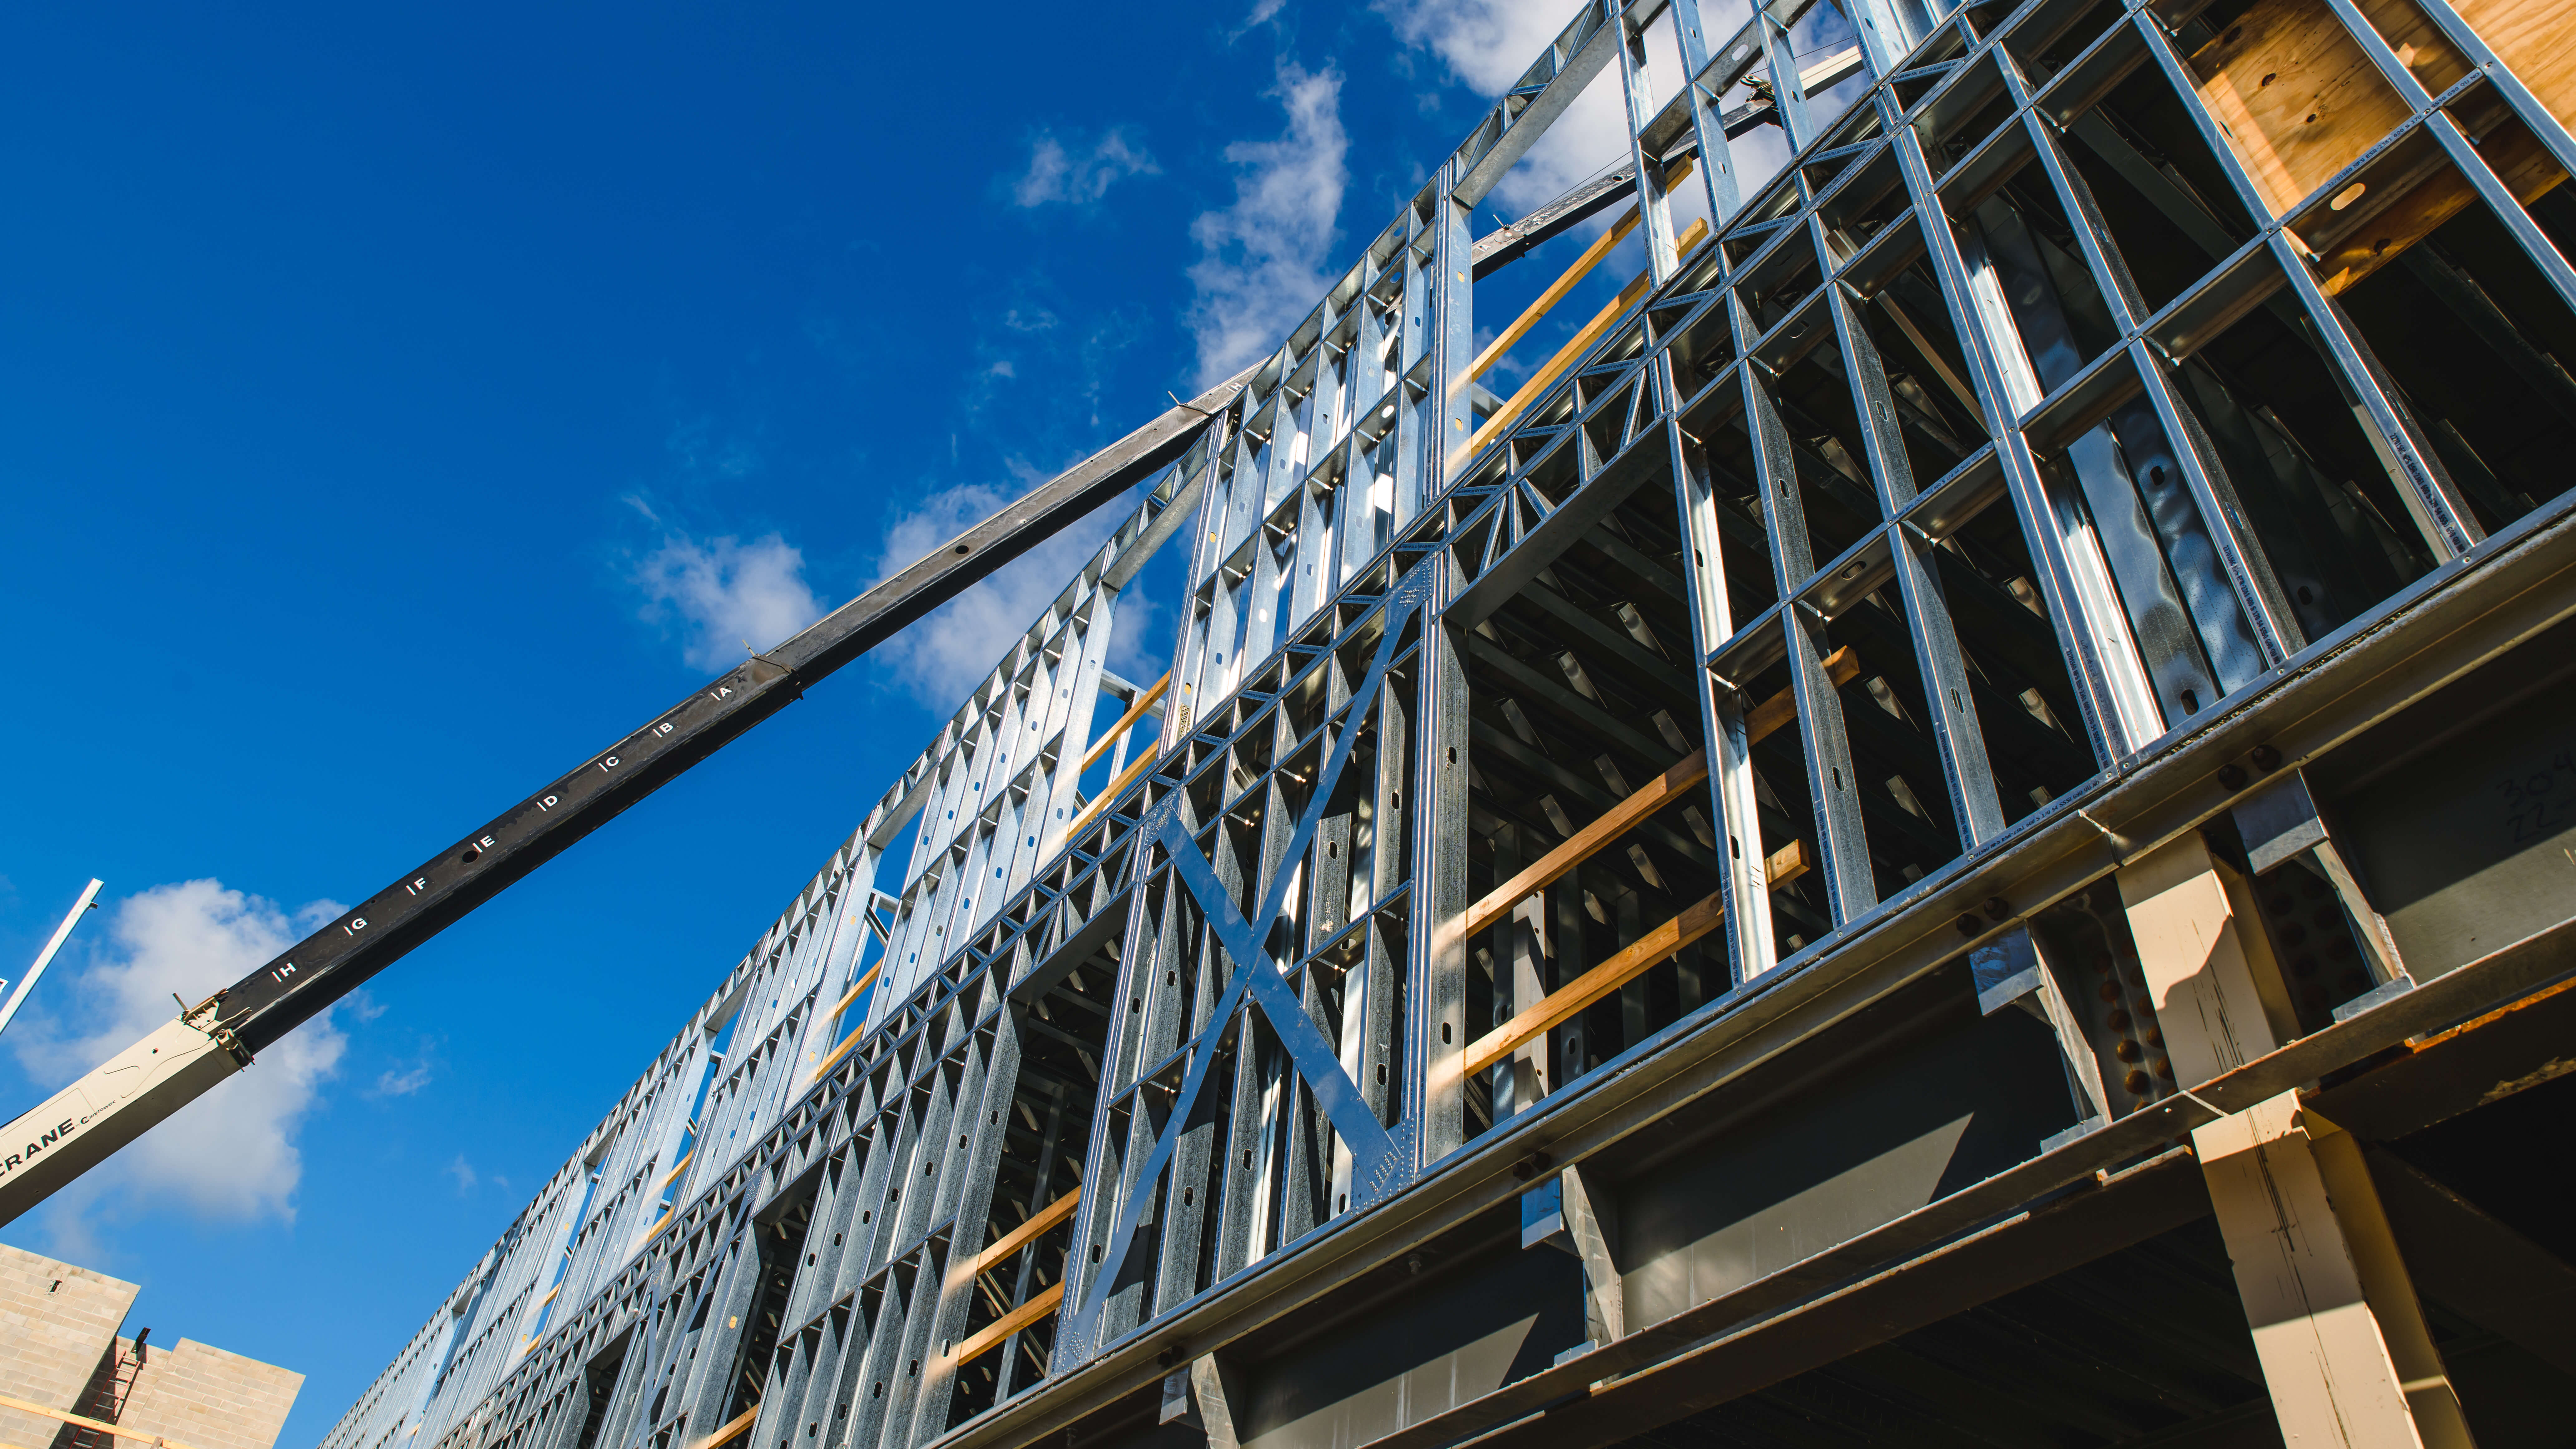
[0,879,104,1040]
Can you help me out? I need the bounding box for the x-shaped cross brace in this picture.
[1069,573,1427,1341]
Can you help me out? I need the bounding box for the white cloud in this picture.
[445,1155,478,1194]
[369,1040,437,1099]
[1186,62,1349,387]
[630,531,824,672]
[868,483,1162,707]
[7,880,350,1228]
[1376,0,1638,212]
[1012,128,1160,207]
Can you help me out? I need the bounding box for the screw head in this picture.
[2217,764,2247,790]
[1956,913,1983,938]
[1983,896,2011,922]
[2250,744,2282,772]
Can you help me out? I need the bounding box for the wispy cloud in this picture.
[867,482,1161,707]
[368,1037,439,1099]
[1186,62,1348,387]
[1374,0,1634,212]
[629,528,824,672]
[1012,128,1159,207]
[7,881,350,1234]
[445,1155,478,1194]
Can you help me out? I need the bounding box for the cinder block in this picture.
[0,1245,300,1449]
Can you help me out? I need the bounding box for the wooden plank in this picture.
[1462,838,1810,1080]
[804,961,885,1083]
[2188,0,2414,218]
[2451,0,2576,131]
[955,1281,1066,1365]
[972,1186,1083,1275]
[1060,749,1157,842]
[2312,123,2564,294]
[0,1391,211,1449]
[1451,217,1712,473]
[683,1404,761,1449]
[1454,157,1699,400]
[1461,647,1857,940]
[1076,673,1172,774]
[2198,0,2570,292]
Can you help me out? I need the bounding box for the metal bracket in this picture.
[2232,768,2414,992]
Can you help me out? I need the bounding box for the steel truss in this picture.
[322,0,2576,1447]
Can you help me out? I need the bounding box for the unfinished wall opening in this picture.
[2155,273,2442,647]
[1754,311,1888,567]
[1458,481,1736,1132]
[1839,227,1992,492]
[725,1167,824,1432]
[1925,494,2101,821]
[2053,52,2267,318]
[1803,575,1970,896]
[568,1327,632,1449]
[943,931,1117,1426]
[2321,148,2576,540]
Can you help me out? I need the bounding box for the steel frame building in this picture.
[324,0,2576,1445]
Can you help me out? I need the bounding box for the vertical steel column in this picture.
[1412,550,1474,1163]
[1664,0,1745,224]
[1894,122,2160,760]
[1619,0,1683,285]
[1758,2,1815,152]
[1825,282,2010,846]
[1426,169,1477,507]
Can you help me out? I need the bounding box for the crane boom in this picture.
[0,367,1245,1227]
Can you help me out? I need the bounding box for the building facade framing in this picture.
[323,0,2576,1446]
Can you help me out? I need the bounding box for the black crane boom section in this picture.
[217,369,1247,1054]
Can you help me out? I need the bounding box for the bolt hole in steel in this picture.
[953,543,970,555]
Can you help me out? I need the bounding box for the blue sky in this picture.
[0,0,1673,1439]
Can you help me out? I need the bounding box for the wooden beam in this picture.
[683,1404,761,1449]
[1462,647,1857,940]
[1463,838,1809,1080]
[2186,0,2572,293]
[972,1186,1082,1275]
[1077,673,1172,774]
[1453,157,1699,401]
[1060,749,1157,842]
[825,962,882,1026]
[0,1391,213,1449]
[1451,217,1712,473]
[2187,0,2416,219]
[2449,0,2576,133]
[954,1281,1066,1365]
[2310,124,2564,294]
[805,961,885,1083]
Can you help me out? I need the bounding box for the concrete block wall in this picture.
[0,1243,300,1449]
[0,1242,136,1447]
[115,1336,303,1449]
